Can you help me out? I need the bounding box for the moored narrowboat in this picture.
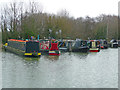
[71,39,89,53]
[39,39,50,54]
[110,39,118,48]
[39,39,60,55]
[99,40,108,49]
[49,39,60,55]
[89,40,100,52]
[58,40,68,52]
[4,39,41,57]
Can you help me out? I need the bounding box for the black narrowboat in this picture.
[4,39,41,57]
[100,40,108,49]
[71,40,89,53]
[110,39,118,48]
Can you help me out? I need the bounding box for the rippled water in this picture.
[1,48,118,88]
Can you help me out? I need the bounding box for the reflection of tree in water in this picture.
[71,52,89,59]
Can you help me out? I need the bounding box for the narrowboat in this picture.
[99,40,108,49]
[4,39,41,57]
[39,39,60,55]
[71,39,89,53]
[89,40,100,52]
[58,40,68,52]
[39,39,50,54]
[110,39,118,48]
[49,39,60,55]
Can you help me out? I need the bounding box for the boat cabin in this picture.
[89,40,100,52]
[110,39,118,48]
[71,40,89,52]
[100,40,108,49]
[58,41,68,52]
[49,39,60,55]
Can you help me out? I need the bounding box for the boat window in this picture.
[58,42,66,47]
[81,41,87,46]
[8,41,26,51]
[104,41,107,44]
[92,42,96,48]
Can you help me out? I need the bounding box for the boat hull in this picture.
[49,50,60,56]
[100,46,108,49]
[112,44,118,48]
[4,46,41,57]
[89,48,100,52]
[59,47,68,52]
[40,49,49,55]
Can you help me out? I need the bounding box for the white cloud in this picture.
[0,0,119,18]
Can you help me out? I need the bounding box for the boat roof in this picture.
[8,39,27,42]
[8,39,39,42]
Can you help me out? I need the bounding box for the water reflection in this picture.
[45,55,59,61]
[24,57,40,61]
[2,48,118,88]
[70,52,89,59]
[23,57,40,67]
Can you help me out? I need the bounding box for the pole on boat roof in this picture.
[49,29,52,39]
[106,23,108,41]
[59,29,62,40]
[106,17,109,42]
[38,35,39,40]
[28,35,29,40]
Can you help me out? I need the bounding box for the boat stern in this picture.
[49,50,60,56]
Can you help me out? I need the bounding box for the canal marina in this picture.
[0,0,119,89]
[3,39,119,57]
[1,38,119,88]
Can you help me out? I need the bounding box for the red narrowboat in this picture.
[49,39,60,55]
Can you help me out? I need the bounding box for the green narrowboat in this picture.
[4,39,41,57]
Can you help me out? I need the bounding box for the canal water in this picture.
[1,48,118,88]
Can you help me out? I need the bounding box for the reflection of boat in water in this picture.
[110,39,118,48]
[45,55,59,60]
[3,39,41,57]
[24,57,40,61]
[71,52,89,59]
[23,57,40,67]
[89,40,100,52]
[99,40,108,49]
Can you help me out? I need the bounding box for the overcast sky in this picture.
[0,0,119,18]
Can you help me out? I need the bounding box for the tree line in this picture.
[0,1,119,44]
